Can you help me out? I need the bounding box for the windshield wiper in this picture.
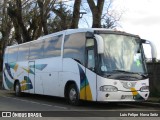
[112,70,132,73]
[112,70,148,78]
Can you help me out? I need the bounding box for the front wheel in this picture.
[67,84,80,105]
[15,81,22,97]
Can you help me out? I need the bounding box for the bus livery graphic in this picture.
[30,64,47,71]
[130,88,145,100]
[8,63,18,72]
[3,72,13,89]
[78,64,92,101]
[21,76,33,91]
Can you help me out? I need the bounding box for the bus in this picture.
[2,28,157,105]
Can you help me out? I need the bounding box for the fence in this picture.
[147,62,160,97]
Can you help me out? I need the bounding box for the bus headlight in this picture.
[140,86,149,92]
[100,85,118,92]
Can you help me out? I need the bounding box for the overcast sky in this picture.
[112,0,160,59]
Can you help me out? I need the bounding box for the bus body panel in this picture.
[85,69,97,101]
[62,58,97,101]
[62,58,82,98]
[97,75,149,101]
[3,57,63,96]
[2,28,151,103]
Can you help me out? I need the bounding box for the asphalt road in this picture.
[0,89,160,120]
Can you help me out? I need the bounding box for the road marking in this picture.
[1,96,67,109]
[54,105,68,109]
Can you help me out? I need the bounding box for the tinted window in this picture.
[63,33,86,65]
[29,41,44,60]
[86,38,94,47]
[43,35,62,58]
[8,47,18,63]
[4,49,8,63]
[87,49,95,71]
[18,44,30,61]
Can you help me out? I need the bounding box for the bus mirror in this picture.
[94,34,104,54]
[86,32,94,38]
[142,39,157,62]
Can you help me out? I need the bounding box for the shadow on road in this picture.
[2,91,146,110]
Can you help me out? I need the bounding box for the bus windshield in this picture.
[99,34,147,75]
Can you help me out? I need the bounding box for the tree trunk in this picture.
[0,0,12,71]
[37,0,49,35]
[87,0,104,28]
[70,0,81,29]
[7,0,32,43]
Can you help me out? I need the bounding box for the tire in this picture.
[67,84,80,105]
[15,81,22,97]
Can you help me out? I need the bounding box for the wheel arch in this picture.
[14,79,20,91]
[64,80,79,98]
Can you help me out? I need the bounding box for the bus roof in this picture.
[6,28,139,48]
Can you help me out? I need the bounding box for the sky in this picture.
[112,0,160,59]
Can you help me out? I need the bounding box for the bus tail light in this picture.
[140,86,149,92]
[100,85,118,92]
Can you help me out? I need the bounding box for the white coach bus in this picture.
[2,28,157,105]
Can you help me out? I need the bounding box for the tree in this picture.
[37,0,56,35]
[70,0,81,28]
[0,0,12,71]
[52,0,82,30]
[86,0,122,28]
[101,0,123,28]
[102,14,122,29]
[8,0,32,43]
[7,0,57,43]
[52,3,72,31]
[50,4,72,32]
[87,0,105,28]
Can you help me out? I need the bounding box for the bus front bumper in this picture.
[97,91,149,102]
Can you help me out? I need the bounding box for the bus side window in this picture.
[18,44,30,61]
[29,41,44,60]
[63,33,86,65]
[8,47,18,63]
[86,39,95,71]
[87,49,95,71]
[3,49,8,64]
[43,35,62,58]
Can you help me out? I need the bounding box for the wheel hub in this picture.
[15,84,19,93]
[69,88,77,101]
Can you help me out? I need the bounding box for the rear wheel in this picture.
[67,84,80,105]
[15,81,22,97]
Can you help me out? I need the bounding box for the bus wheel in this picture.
[15,81,22,97]
[67,84,80,105]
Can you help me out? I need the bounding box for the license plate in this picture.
[121,95,133,99]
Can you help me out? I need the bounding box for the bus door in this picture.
[28,61,35,94]
[84,38,97,101]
